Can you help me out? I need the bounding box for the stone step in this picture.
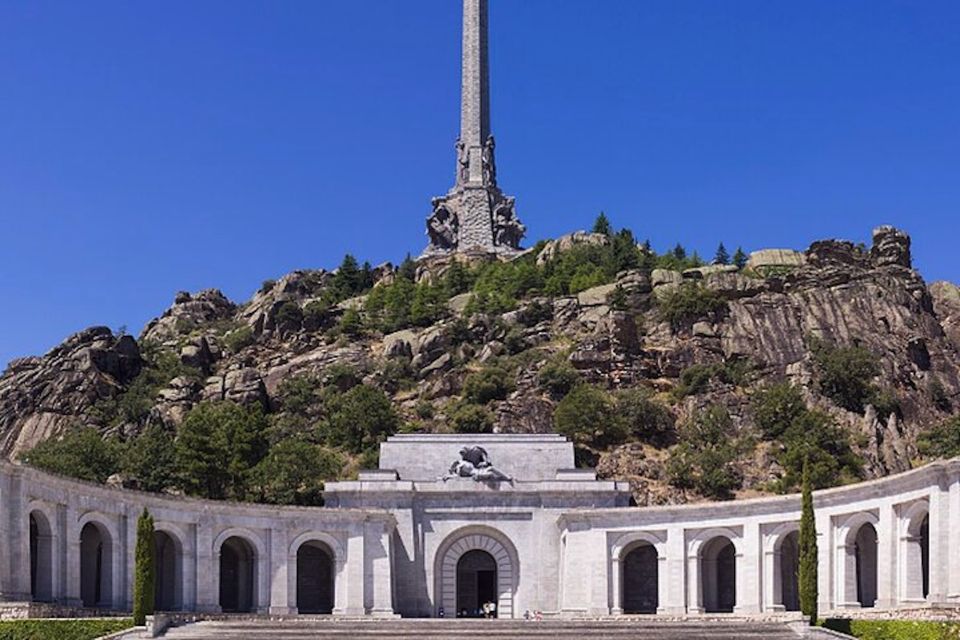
[161,619,803,640]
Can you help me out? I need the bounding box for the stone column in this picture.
[586,530,610,616]
[64,504,82,607]
[194,524,217,613]
[736,522,762,614]
[661,527,686,615]
[816,511,833,612]
[4,473,32,600]
[344,528,366,615]
[460,0,490,155]
[269,527,292,614]
[366,521,395,616]
[686,536,703,615]
[181,524,198,612]
[949,477,960,602]
[875,503,897,609]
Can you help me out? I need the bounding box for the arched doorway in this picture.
[80,522,112,608]
[854,523,878,608]
[701,536,736,613]
[622,543,658,614]
[436,528,518,619]
[296,541,334,614]
[779,531,800,612]
[456,550,497,618]
[219,537,256,613]
[153,531,181,611]
[29,512,53,602]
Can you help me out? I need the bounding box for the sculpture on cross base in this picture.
[492,196,524,250]
[441,446,512,482]
[426,201,459,252]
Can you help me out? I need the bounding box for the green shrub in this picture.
[667,406,744,499]
[918,415,960,460]
[810,338,880,413]
[463,366,514,404]
[248,441,342,506]
[175,401,269,501]
[302,300,331,331]
[132,509,155,626]
[450,403,495,434]
[274,301,303,332]
[20,427,122,484]
[674,360,751,398]
[553,385,626,448]
[121,424,177,493]
[675,364,716,397]
[259,279,276,294]
[537,359,581,398]
[338,307,364,338]
[223,326,255,353]
[322,385,399,453]
[613,388,675,445]
[820,619,960,640]
[0,619,134,640]
[752,382,862,492]
[752,383,807,440]
[657,283,728,331]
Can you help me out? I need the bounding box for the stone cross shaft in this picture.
[460,0,491,184]
[422,0,525,256]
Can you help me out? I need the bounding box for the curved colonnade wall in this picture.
[0,445,958,618]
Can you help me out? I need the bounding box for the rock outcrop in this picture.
[2,225,958,504]
[0,327,141,457]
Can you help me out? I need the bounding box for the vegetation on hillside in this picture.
[14,214,958,507]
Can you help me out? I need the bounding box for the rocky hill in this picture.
[3,225,959,505]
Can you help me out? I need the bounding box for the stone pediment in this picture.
[378,434,575,482]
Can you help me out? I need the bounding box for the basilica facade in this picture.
[1,433,958,619]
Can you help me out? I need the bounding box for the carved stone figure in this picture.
[493,198,525,249]
[455,139,470,186]
[426,202,459,252]
[441,446,512,482]
[482,136,497,186]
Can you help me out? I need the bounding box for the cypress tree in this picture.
[133,509,156,626]
[798,456,819,626]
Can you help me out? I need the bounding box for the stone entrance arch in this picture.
[29,510,54,602]
[218,536,257,613]
[153,529,183,611]
[622,543,659,614]
[435,527,518,619]
[79,521,113,608]
[701,536,737,613]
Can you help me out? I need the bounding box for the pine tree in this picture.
[397,253,417,282]
[713,243,730,265]
[799,456,819,626]
[732,247,748,270]
[671,243,687,261]
[132,509,156,626]
[592,212,612,236]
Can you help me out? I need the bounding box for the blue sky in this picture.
[1,0,958,368]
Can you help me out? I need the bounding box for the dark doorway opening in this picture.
[219,536,256,613]
[456,550,497,618]
[297,541,334,614]
[622,544,658,614]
